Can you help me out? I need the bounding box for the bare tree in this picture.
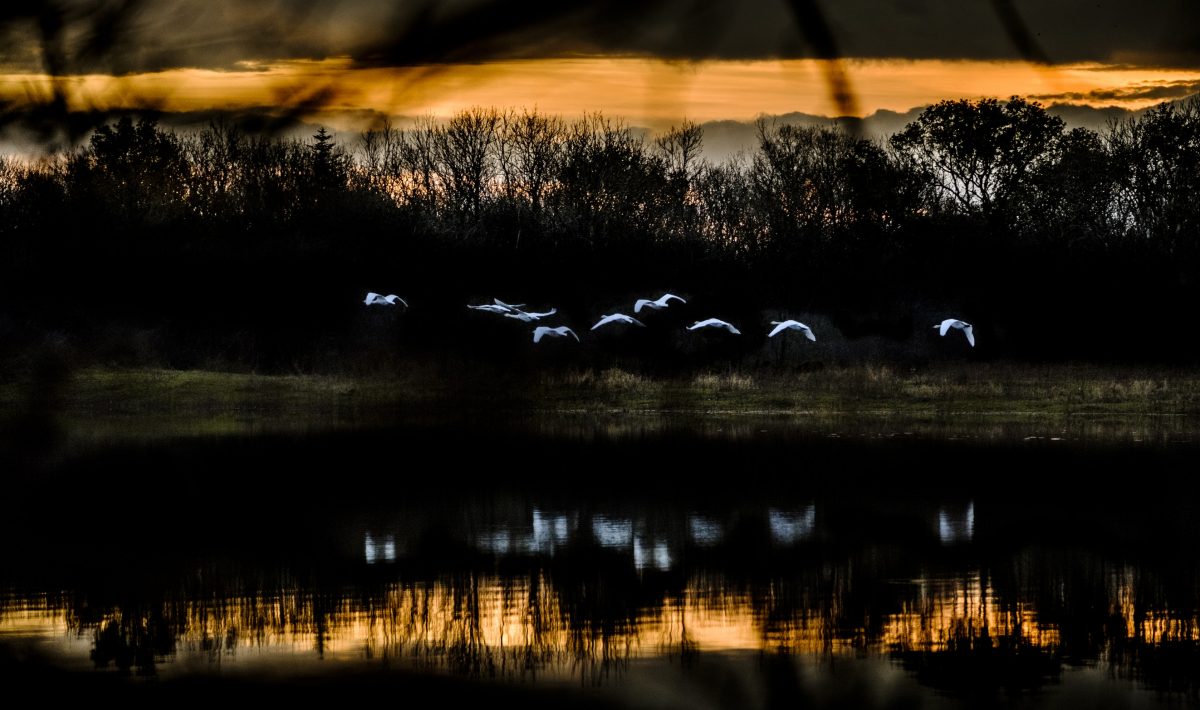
[694,155,761,258]
[434,108,502,221]
[654,120,705,183]
[1106,97,1200,253]
[183,119,246,219]
[398,117,443,212]
[554,113,668,247]
[497,109,565,216]
[357,119,402,197]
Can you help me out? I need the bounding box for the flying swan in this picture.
[591,313,646,330]
[533,326,580,343]
[634,293,686,313]
[364,292,407,307]
[935,318,975,347]
[686,318,741,335]
[768,320,816,340]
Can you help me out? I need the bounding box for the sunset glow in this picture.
[3,57,1198,131]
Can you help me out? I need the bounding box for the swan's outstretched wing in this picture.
[939,319,954,336]
[727,323,742,335]
[364,292,382,305]
[660,293,686,305]
[964,325,975,347]
[799,324,816,341]
[633,299,652,313]
[384,295,408,307]
[768,321,791,338]
[563,327,580,342]
[532,327,548,343]
[594,314,644,330]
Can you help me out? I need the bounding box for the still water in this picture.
[2,419,1199,707]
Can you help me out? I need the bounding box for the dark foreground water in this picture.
[2,418,1200,708]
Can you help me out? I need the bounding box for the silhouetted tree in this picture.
[397,117,442,215]
[358,119,401,189]
[551,114,670,248]
[435,109,501,224]
[1030,127,1121,248]
[1108,97,1200,255]
[308,126,350,203]
[66,116,188,228]
[890,97,1064,223]
[654,120,705,240]
[183,119,246,221]
[751,121,903,252]
[497,110,564,223]
[655,120,704,184]
[695,156,760,258]
[3,99,1200,369]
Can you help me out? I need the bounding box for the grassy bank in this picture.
[3,363,1200,449]
[28,363,1200,414]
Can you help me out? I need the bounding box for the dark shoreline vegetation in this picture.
[2,96,1200,373]
[4,363,1200,453]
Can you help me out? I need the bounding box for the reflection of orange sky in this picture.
[2,58,1199,131]
[4,570,1198,678]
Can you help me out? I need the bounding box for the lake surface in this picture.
[2,418,1199,707]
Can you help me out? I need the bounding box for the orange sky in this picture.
[3,57,1199,131]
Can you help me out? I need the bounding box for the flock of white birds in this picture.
[365,292,977,347]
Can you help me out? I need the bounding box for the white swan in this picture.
[634,293,686,313]
[469,298,526,314]
[364,292,407,307]
[768,320,816,340]
[591,313,646,331]
[505,307,557,322]
[468,304,513,314]
[686,318,741,335]
[935,318,975,347]
[533,326,580,343]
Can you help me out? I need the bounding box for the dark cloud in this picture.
[1,0,1198,75]
[822,0,1200,66]
[1032,80,1200,103]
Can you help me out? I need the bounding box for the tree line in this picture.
[2,96,1200,368]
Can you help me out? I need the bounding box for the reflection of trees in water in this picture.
[7,548,1199,695]
[86,607,177,675]
[371,572,635,681]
